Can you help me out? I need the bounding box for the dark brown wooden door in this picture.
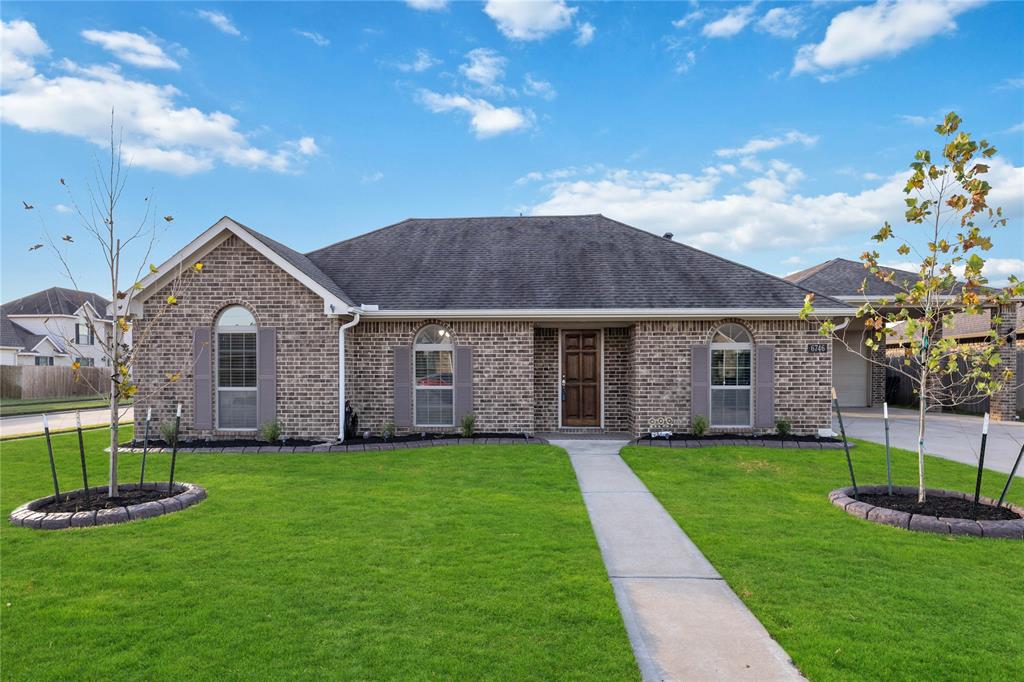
[563,331,600,426]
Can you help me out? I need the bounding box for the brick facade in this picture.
[869,342,887,407]
[630,319,831,436]
[134,235,339,440]
[990,303,1019,421]
[136,242,835,439]
[346,319,535,435]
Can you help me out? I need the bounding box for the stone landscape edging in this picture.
[632,437,851,449]
[111,436,549,455]
[829,484,1024,539]
[9,482,207,531]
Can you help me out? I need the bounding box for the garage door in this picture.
[833,338,868,407]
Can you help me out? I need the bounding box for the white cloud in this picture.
[361,171,384,184]
[757,7,803,39]
[672,10,704,29]
[715,130,818,158]
[81,30,179,70]
[459,48,507,94]
[899,114,928,125]
[418,89,533,138]
[406,0,448,10]
[862,171,883,181]
[979,258,1024,286]
[294,30,330,47]
[0,22,315,175]
[1006,122,1024,134]
[527,157,1023,254]
[484,0,576,41]
[574,21,595,46]
[675,50,697,74]
[523,73,556,100]
[702,2,757,39]
[196,10,242,37]
[793,0,985,77]
[1,19,50,83]
[396,49,441,73]
[994,77,1024,91]
[55,203,72,213]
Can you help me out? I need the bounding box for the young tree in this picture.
[26,115,204,497]
[802,112,1022,503]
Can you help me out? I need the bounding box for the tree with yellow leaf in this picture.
[802,112,1022,503]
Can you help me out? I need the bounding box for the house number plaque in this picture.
[807,343,828,354]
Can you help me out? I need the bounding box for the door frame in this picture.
[557,328,604,429]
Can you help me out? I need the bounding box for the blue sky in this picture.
[2,0,1022,301]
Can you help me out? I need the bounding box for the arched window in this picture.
[216,306,257,429]
[710,323,753,427]
[414,324,454,426]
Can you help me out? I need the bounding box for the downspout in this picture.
[338,310,362,441]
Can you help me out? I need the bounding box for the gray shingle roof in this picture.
[231,219,353,306]
[1,287,109,349]
[786,258,968,297]
[304,215,848,310]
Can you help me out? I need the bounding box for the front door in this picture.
[562,330,601,426]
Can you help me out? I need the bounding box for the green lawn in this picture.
[622,440,1024,682]
[1,429,637,681]
[0,396,109,417]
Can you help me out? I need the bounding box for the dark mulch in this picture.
[125,437,324,449]
[859,493,1022,521]
[35,488,179,513]
[341,432,532,446]
[639,433,841,444]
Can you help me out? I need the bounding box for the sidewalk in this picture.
[0,406,133,439]
[551,439,803,681]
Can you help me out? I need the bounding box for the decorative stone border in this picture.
[829,485,1024,539]
[9,482,206,531]
[113,436,548,454]
[632,437,851,450]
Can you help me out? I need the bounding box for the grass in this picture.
[0,396,110,417]
[1,429,638,681]
[622,440,1024,682]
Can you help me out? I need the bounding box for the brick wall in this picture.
[604,327,632,431]
[630,318,832,436]
[990,303,1019,421]
[347,319,535,435]
[533,328,559,431]
[134,235,339,440]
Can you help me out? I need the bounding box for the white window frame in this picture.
[709,326,754,428]
[413,325,455,428]
[215,306,258,431]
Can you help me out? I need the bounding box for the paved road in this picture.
[554,438,804,681]
[0,406,134,439]
[835,406,1023,477]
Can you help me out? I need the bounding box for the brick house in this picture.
[130,215,856,440]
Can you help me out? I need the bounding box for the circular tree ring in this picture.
[8,482,206,530]
[829,484,1024,539]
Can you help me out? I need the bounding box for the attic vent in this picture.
[663,232,674,240]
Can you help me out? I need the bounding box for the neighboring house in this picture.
[130,215,858,441]
[0,287,116,367]
[786,258,1019,419]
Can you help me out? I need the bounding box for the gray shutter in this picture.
[193,328,212,429]
[691,345,710,423]
[394,346,412,428]
[257,328,277,427]
[454,346,473,424]
[755,345,775,428]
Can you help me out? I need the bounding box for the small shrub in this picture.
[382,422,395,439]
[460,413,476,438]
[775,418,792,437]
[259,419,281,443]
[158,419,178,446]
[691,414,708,437]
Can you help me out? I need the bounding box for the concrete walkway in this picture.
[835,406,1023,477]
[0,406,133,439]
[551,439,803,682]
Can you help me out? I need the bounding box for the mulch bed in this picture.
[34,487,179,514]
[859,493,1021,522]
[341,432,531,446]
[638,433,841,444]
[126,437,324,449]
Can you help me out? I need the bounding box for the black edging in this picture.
[630,437,851,450]
[112,436,550,455]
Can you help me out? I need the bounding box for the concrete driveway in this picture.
[834,406,1023,477]
[0,406,133,439]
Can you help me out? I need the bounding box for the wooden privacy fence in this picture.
[0,365,110,400]
[886,350,1024,416]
